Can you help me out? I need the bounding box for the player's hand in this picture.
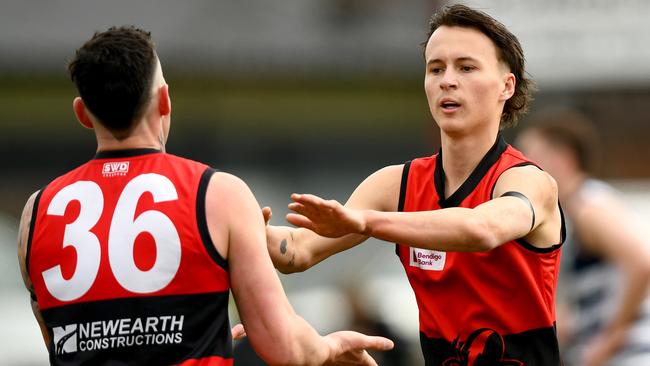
[262,206,298,272]
[231,323,247,341]
[262,206,272,225]
[323,331,394,365]
[287,193,366,238]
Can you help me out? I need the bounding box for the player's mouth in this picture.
[439,98,461,113]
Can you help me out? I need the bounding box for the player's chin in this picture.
[436,115,482,136]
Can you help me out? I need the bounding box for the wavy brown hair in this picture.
[425,4,535,128]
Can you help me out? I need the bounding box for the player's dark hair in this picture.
[424,4,535,128]
[68,26,157,139]
[524,108,600,172]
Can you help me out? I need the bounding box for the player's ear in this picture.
[499,72,516,102]
[158,84,171,117]
[73,97,94,129]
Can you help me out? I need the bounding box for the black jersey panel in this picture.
[41,291,232,365]
[419,325,561,366]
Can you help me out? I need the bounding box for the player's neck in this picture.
[440,128,499,198]
[96,136,163,153]
[94,119,164,153]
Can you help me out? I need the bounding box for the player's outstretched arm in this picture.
[263,208,367,274]
[265,165,404,273]
[289,165,562,251]
[206,172,393,365]
[17,191,51,348]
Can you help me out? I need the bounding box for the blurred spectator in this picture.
[516,108,650,366]
[342,283,411,366]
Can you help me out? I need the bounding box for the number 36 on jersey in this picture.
[41,173,182,302]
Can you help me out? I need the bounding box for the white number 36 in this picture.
[42,174,181,301]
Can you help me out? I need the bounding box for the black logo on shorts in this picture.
[442,328,524,366]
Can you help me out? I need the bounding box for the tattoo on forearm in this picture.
[279,231,295,267]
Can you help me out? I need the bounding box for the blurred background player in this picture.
[16,25,392,365]
[516,108,650,366]
[261,5,565,365]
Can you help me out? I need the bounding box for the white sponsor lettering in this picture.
[145,316,159,333]
[102,161,130,177]
[132,318,144,333]
[102,319,120,336]
[62,315,184,354]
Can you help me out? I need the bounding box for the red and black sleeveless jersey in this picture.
[27,149,232,366]
[397,135,564,366]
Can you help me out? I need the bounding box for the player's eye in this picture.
[460,65,475,72]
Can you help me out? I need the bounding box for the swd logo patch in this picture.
[102,161,130,177]
[53,324,78,354]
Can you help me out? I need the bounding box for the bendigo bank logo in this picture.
[102,162,130,177]
[53,324,78,354]
[410,247,446,271]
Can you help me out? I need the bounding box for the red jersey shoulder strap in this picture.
[195,167,228,270]
[24,187,45,297]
